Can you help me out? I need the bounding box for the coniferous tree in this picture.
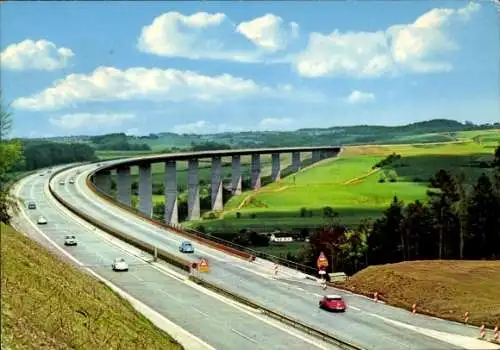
[466,173,500,258]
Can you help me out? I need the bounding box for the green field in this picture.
[105,129,499,233]
[184,130,499,233]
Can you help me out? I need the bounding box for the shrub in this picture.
[300,207,308,217]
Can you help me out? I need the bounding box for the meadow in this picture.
[185,129,499,233]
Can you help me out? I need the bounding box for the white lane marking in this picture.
[13,175,215,350]
[45,170,333,349]
[367,313,500,350]
[348,306,361,311]
[192,307,209,318]
[231,329,258,344]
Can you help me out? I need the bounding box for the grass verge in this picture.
[0,223,183,350]
[341,260,500,327]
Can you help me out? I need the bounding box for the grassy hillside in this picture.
[0,223,182,350]
[342,260,500,328]
[187,129,499,233]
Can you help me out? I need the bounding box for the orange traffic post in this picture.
[479,325,485,339]
[373,292,379,302]
[464,312,469,324]
[198,258,209,273]
[493,326,498,342]
[412,303,417,314]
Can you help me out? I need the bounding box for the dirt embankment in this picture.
[342,260,500,327]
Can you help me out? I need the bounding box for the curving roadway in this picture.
[46,162,500,350]
[12,168,339,350]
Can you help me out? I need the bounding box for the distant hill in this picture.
[21,119,500,151]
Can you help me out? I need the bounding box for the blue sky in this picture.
[1,1,498,138]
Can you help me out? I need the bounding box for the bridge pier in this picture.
[231,155,242,195]
[271,153,281,181]
[116,166,131,206]
[211,156,223,211]
[312,150,322,163]
[187,159,200,220]
[94,170,112,195]
[291,152,301,172]
[251,153,261,190]
[164,160,178,224]
[138,164,152,217]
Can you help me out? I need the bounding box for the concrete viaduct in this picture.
[91,146,341,225]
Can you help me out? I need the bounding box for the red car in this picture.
[319,295,346,312]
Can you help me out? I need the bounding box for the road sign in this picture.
[198,258,209,273]
[317,252,329,269]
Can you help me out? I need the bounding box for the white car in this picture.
[112,258,128,272]
[69,178,75,184]
[37,215,48,225]
[64,235,77,246]
[59,180,65,185]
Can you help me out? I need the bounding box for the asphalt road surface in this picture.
[21,163,500,350]
[14,170,337,350]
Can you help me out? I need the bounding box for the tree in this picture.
[427,169,460,259]
[400,200,436,260]
[309,224,346,272]
[0,91,24,223]
[368,196,405,264]
[492,146,500,168]
[466,173,500,258]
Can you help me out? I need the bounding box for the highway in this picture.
[49,162,500,350]
[13,169,338,350]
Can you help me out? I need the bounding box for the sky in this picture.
[1,1,498,138]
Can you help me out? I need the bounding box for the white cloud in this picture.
[236,14,299,52]
[346,90,375,104]
[12,66,294,110]
[1,39,74,71]
[172,120,241,135]
[258,117,294,130]
[137,12,298,62]
[295,2,481,78]
[49,113,135,130]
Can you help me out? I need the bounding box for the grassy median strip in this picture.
[342,260,500,327]
[0,223,183,350]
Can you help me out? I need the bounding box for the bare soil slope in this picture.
[0,223,182,350]
[343,260,500,327]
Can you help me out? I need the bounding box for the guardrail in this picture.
[48,166,192,273]
[48,164,364,348]
[87,167,319,275]
[188,275,364,350]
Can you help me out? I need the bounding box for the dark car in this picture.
[319,295,346,312]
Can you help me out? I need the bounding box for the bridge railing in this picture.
[182,227,318,275]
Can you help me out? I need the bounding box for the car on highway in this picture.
[59,180,65,185]
[179,241,195,253]
[319,294,346,312]
[27,201,36,210]
[64,235,77,246]
[37,215,48,225]
[39,172,44,176]
[112,258,128,272]
[69,178,75,184]
[76,170,81,175]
